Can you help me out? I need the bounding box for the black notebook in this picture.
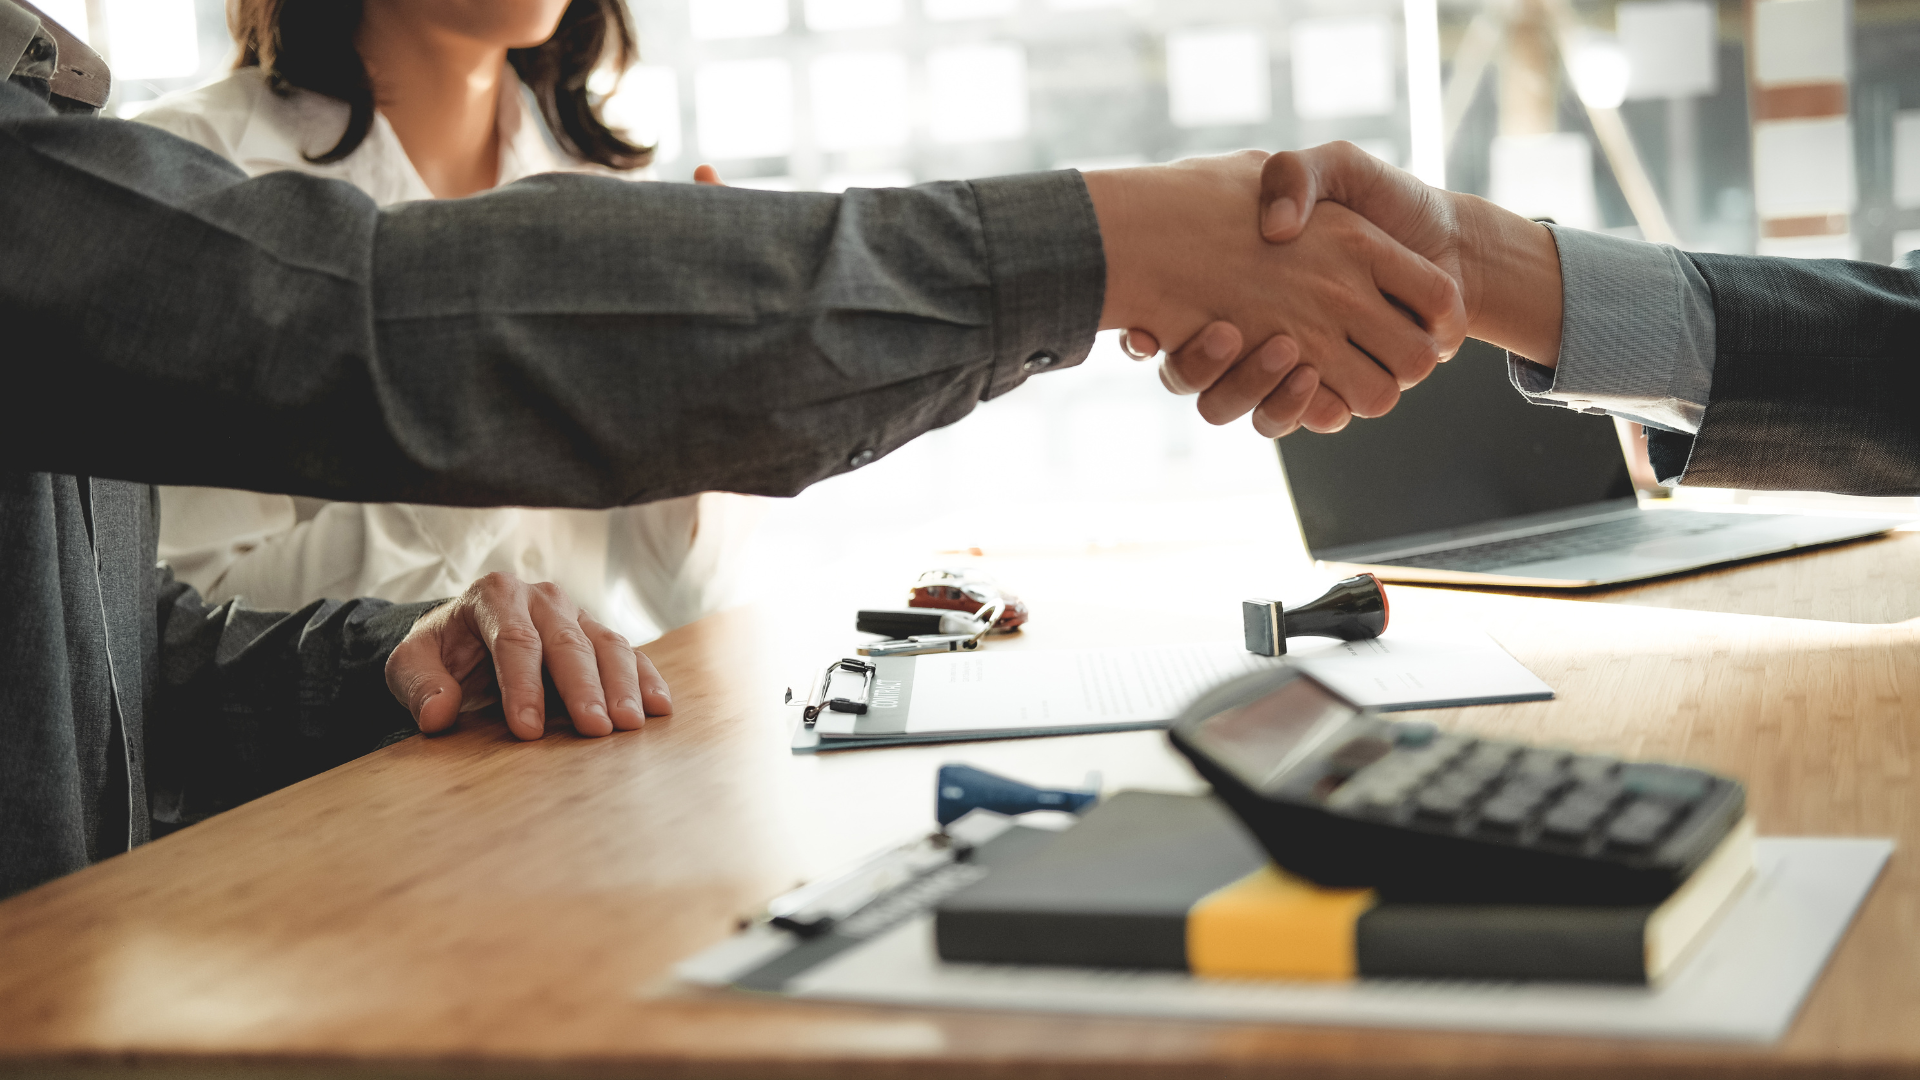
[935,792,1754,984]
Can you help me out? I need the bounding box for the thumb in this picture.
[692,163,725,186]
[1258,150,1321,242]
[1260,141,1397,243]
[385,633,465,734]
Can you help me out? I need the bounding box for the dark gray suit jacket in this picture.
[0,65,1104,900]
[1649,254,1920,495]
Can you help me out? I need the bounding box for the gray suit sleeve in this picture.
[1505,225,1715,436]
[0,81,1105,508]
[1643,253,1920,496]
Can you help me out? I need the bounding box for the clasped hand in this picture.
[1085,147,1472,437]
[385,572,672,741]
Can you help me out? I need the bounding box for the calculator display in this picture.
[1193,674,1357,792]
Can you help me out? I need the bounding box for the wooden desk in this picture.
[1,549,1916,1079]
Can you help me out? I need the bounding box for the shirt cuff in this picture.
[1505,224,1716,435]
[968,171,1106,400]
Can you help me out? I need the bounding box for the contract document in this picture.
[791,626,1551,752]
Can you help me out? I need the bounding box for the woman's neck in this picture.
[355,8,507,199]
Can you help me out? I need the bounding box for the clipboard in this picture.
[789,633,1554,754]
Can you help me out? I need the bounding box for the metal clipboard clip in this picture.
[857,601,1004,657]
[785,658,877,725]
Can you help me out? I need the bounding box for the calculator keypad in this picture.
[1321,725,1712,855]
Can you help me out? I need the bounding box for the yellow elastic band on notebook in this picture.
[1187,866,1377,980]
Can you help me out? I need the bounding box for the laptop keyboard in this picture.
[1374,512,1753,574]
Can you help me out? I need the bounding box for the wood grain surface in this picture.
[1,544,1915,1080]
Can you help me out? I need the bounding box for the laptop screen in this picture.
[1276,340,1634,557]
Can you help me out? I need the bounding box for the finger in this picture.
[693,163,725,186]
[526,582,611,738]
[1344,291,1444,394]
[1194,334,1300,425]
[1119,329,1160,360]
[1319,336,1404,420]
[582,614,646,731]
[1301,385,1353,433]
[468,574,549,740]
[1160,321,1245,396]
[1258,150,1322,242]
[383,620,464,735]
[634,648,673,718]
[1250,365,1322,439]
[1363,230,1465,374]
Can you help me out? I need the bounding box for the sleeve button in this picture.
[1022,351,1058,373]
[848,449,875,468]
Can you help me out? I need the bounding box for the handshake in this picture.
[1083,143,1563,438]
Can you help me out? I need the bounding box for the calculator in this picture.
[1168,664,1746,905]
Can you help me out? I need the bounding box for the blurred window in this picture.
[690,0,789,40]
[1290,17,1396,120]
[927,44,1029,143]
[813,51,912,150]
[695,58,794,159]
[805,0,905,31]
[104,0,200,81]
[1166,29,1271,129]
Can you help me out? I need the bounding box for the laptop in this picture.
[1275,341,1908,588]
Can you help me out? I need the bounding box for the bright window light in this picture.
[925,0,1017,20]
[806,0,903,31]
[1165,28,1270,129]
[1752,0,1846,87]
[1353,139,1399,167]
[1290,16,1395,120]
[1048,0,1126,9]
[33,0,88,42]
[1617,0,1717,100]
[821,169,915,191]
[734,175,799,190]
[1053,153,1149,171]
[689,0,789,41]
[104,0,199,81]
[1490,132,1598,230]
[601,65,683,165]
[1752,117,1854,217]
[695,58,793,160]
[1894,111,1920,210]
[1757,233,1856,259]
[1890,229,1920,266]
[927,45,1028,143]
[812,52,911,150]
[1568,34,1631,110]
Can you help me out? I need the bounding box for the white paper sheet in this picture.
[734,838,1890,1044]
[1289,625,1555,710]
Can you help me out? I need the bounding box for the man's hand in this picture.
[1251,142,1565,366]
[1083,152,1466,425]
[385,572,672,741]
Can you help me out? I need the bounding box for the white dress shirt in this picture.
[1507,225,1717,436]
[136,67,763,641]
